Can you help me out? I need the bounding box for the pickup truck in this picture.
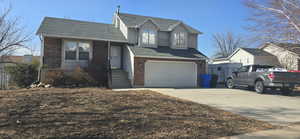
[225,65,300,94]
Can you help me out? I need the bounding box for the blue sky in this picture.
[1,0,251,57]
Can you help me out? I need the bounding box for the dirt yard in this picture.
[0,88,277,139]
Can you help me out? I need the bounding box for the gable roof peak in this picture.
[118,12,201,34]
[135,18,160,29]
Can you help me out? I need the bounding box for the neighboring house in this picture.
[211,48,279,66]
[261,42,300,70]
[36,10,207,88]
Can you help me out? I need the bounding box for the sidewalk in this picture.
[220,124,300,139]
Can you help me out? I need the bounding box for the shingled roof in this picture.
[129,46,207,60]
[241,48,274,56]
[37,17,127,42]
[118,13,202,34]
[272,43,300,56]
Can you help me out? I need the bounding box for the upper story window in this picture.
[174,32,186,48]
[142,29,155,46]
[64,40,90,61]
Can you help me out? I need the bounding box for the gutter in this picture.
[39,33,128,43]
[134,55,207,61]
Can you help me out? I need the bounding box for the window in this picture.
[64,40,90,61]
[238,66,250,72]
[65,41,77,60]
[142,29,155,45]
[174,32,185,48]
[78,42,90,60]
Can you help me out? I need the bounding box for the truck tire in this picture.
[255,81,265,94]
[226,79,235,89]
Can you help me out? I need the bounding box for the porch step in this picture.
[111,70,131,88]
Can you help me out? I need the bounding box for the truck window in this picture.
[238,66,250,72]
[253,65,274,72]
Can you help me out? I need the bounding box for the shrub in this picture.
[5,62,39,87]
[43,69,66,86]
[43,67,98,87]
[67,67,98,86]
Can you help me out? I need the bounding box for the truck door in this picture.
[235,66,250,85]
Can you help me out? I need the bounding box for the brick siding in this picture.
[43,37,62,68]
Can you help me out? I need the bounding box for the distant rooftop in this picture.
[241,48,274,57]
[0,55,40,64]
[271,43,300,56]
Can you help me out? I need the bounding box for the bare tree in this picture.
[0,7,30,59]
[212,32,245,58]
[244,0,300,43]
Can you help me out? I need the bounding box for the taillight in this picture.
[268,73,275,79]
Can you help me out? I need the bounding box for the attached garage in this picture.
[144,61,198,87]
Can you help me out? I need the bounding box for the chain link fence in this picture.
[0,67,9,90]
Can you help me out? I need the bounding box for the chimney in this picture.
[116,5,120,14]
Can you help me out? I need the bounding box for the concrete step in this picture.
[111,70,131,88]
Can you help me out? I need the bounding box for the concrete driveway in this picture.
[151,88,300,126]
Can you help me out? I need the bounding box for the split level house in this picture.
[36,11,208,88]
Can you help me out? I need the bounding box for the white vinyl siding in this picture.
[262,45,298,70]
[123,46,135,86]
[158,31,169,46]
[188,34,198,49]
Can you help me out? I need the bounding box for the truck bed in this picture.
[271,72,300,83]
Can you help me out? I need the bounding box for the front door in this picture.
[110,46,121,69]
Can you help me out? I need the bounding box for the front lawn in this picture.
[0,88,276,138]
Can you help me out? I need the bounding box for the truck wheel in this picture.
[281,88,292,95]
[255,81,265,94]
[226,79,235,89]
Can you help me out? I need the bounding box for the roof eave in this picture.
[40,33,128,43]
[134,55,207,60]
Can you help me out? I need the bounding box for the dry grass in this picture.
[0,88,277,139]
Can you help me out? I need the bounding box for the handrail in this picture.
[107,41,112,89]
[107,58,112,89]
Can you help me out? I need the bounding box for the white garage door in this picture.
[145,61,197,87]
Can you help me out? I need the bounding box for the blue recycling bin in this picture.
[200,74,212,88]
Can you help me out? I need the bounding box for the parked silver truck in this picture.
[226,65,300,94]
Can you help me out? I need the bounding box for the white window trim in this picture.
[173,32,186,49]
[140,29,156,47]
[62,39,93,63]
